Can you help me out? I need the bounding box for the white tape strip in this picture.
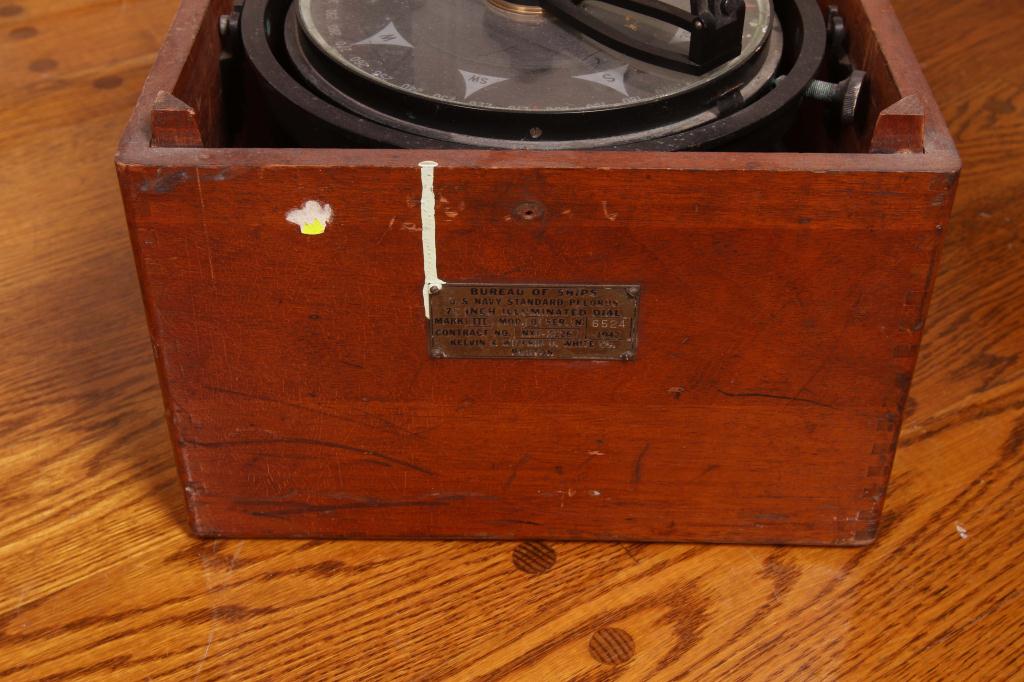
[419,161,444,318]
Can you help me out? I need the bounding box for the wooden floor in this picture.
[1,0,1021,679]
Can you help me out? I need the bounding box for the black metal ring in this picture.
[241,0,825,150]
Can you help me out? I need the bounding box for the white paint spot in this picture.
[286,200,332,235]
[355,21,413,48]
[601,201,618,221]
[574,65,629,96]
[588,450,606,456]
[589,490,602,496]
[419,161,444,317]
[459,70,508,98]
[955,522,969,540]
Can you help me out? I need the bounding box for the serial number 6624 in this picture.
[592,318,629,328]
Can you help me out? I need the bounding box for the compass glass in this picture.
[297,0,772,114]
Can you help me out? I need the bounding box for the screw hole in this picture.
[514,201,545,222]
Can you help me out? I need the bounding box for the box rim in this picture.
[116,0,960,175]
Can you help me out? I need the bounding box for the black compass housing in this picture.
[234,0,826,150]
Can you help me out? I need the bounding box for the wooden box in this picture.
[117,0,959,544]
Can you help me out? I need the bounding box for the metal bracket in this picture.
[539,0,747,74]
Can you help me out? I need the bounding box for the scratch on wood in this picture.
[374,216,397,245]
[140,169,188,193]
[202,385,428,439]
[716,388,835,410]
[180,437,435,475]
[245,493,492,517]
[195,170,215,282]
[632,443,650,486]
[503,453,532,491]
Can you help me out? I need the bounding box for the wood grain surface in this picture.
[0,0,1021,679]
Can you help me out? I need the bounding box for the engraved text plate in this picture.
[428,284,640,360]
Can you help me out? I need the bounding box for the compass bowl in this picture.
[242,0,824,150]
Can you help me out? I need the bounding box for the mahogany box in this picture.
[117,0,959,544]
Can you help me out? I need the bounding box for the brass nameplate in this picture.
[428,284,640,360]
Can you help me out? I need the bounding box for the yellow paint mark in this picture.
[286,200,332,236]
[301,218,326,235]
